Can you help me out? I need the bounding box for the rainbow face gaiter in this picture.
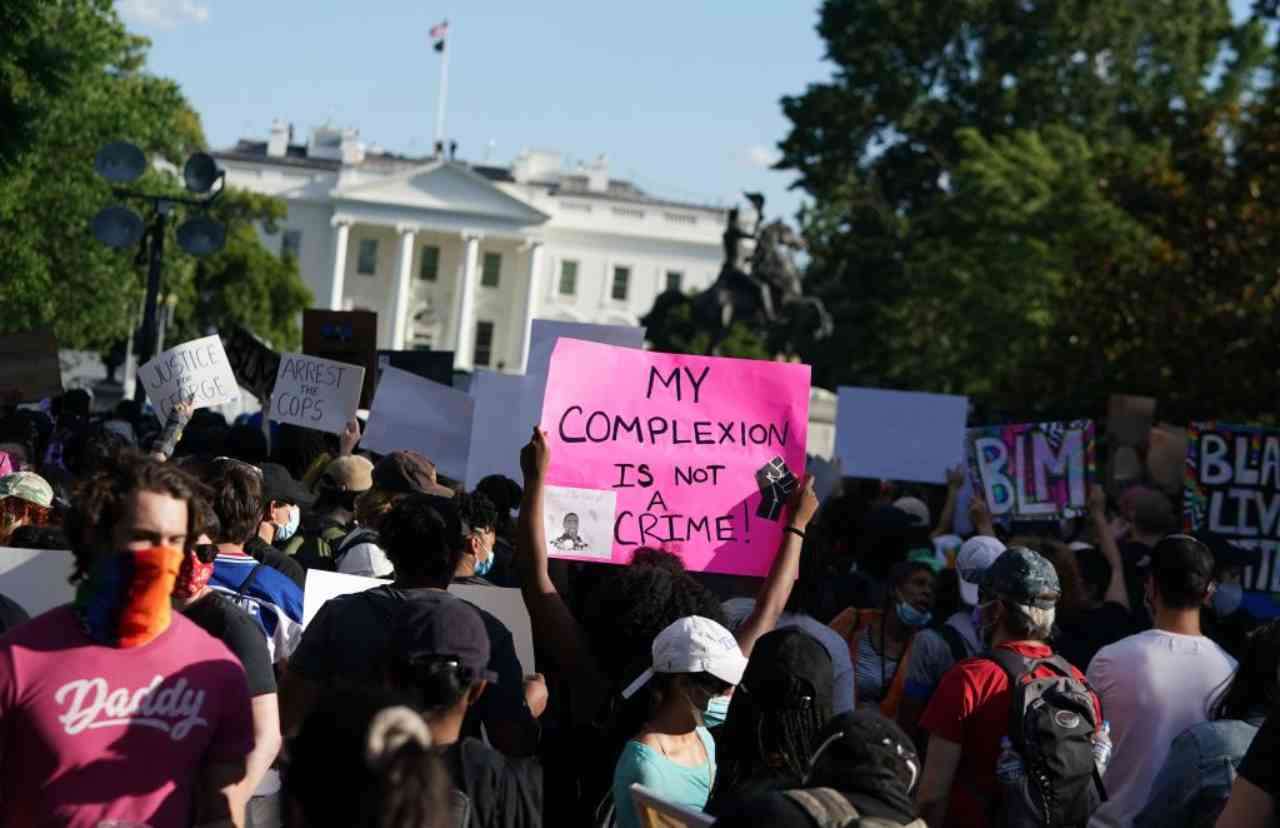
[74,547,182,647]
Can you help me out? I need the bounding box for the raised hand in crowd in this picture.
[930,464,966,539]
[968,490,996,537]
[1088,482,1129,609]
[338,418,361,456]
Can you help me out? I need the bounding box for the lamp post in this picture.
[91,141,228,402]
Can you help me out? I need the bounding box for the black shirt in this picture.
[291,585,536,751]
[442,737,542,828]
[183,591,277,697]
[0,593,29,636]
[1054,601,1140,672]
[244,536,307,589]
[1239,706,1280,799]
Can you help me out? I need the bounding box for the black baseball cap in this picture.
[259,462,315,507]
[388,594,497,683]
[981,546,1061,609]
[737,628,833,713]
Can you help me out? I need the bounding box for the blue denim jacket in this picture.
[1134,716,1264,827]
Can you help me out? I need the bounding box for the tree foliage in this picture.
[0,0,310,355]
[778,0,1279,420]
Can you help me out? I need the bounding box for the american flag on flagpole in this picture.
[429,20,448,43]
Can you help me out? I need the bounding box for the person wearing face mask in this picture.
[243,463,308,590]
[1198,530,1263,661]
[916,546,1101,828]
[0,451,254,828]
[830,560,936,718]
[612,615,750,828]
[453,491,500,586]
[178,503,283,827]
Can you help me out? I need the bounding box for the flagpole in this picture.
[435,36,449,150]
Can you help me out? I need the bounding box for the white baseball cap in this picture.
[893,496,931,528]
[621,615,748,699]
[956,536,1007,606]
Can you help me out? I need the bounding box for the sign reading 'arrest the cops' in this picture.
[269,352,364,435]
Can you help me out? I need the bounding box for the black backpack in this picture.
[782,788,927,827]
[986,649,1105,828]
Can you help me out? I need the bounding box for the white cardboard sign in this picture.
[269,352,365,435]
[361,366,474,480]
[835,387,969,484]
[0,547,76,617]
[137,335,239,421]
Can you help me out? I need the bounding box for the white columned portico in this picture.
[328,219,351,310]
[389,225,417,350]
[451,231,482,368]
[519,241,545,372]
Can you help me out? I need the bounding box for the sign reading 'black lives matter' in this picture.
[1185,422,1280,592]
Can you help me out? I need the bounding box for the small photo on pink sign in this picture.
[539,339,811,577]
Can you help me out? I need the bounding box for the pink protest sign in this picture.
[539,339,811,576]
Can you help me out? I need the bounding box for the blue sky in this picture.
[116,0,829,221]
[117,0,1256,223]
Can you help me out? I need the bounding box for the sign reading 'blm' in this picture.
[539,339,810,577]
[967,420,1096,521]
[1184,422,1280,592]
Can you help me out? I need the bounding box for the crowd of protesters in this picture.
[0,388,1278,828]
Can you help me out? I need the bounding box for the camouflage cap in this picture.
[0,471,54,508]
[981,546,1060,609]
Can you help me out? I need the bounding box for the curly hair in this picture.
[581,555,727,689]
[64,450,203,582]
[0,496,54,546]
[378,494,465,588]
[453,490,498,535]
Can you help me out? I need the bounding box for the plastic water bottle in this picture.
[1091,721,1112,775]
[996,736,1025,786]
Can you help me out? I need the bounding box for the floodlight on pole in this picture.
[91,205,145,249]
[92,141,228,403]
[94,141,146,184]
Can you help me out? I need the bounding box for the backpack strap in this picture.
[782,788,860,828]
[236,564,266,597]
[938,624,969,663]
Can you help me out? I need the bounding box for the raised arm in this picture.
[969,491,997,538]
[515,427,606,717]
[930,465,965,539]
[152,398,195,461]
[1088,484,1129,609]
[734,475,818,658]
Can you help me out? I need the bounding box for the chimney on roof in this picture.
[512,149,562,183]
[267,119,289,158]
[587,154,609,192]
[309,125,365,164]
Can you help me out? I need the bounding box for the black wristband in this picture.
[784,526,806,540]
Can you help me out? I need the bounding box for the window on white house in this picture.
[473,320,495,367]
[282,229,302,260]
[559,260,578,295]
[665,271,683,293]
[481,252,502,287]
[357,239,378,275]
[611,266,631,301]
[419,245,440,281]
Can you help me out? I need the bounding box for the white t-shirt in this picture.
[1086,629,1237,828]
[720,598,856,714]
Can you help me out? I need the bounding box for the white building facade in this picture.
[214,123,727,371]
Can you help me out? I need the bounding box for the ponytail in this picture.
[364,706,452,828]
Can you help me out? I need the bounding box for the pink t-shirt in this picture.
[0,606,255,828]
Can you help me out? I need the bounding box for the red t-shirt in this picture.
[0,606,254,828]
[917,641,1102,828]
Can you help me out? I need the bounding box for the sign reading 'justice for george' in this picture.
[539,339,810,577]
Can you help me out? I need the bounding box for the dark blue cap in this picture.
[981,546,1060,609]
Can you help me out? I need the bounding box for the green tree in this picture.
[778,0,1273,416]
[0,0,309,353]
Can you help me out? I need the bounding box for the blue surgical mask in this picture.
[274,505,301,542]
[1212,583,1243,617]
[474,549,495,577]
[896,599,932,628]
[704,694,731,728]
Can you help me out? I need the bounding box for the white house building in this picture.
[213,122,728,371]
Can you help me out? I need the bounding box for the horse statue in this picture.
[690,194,833,354]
